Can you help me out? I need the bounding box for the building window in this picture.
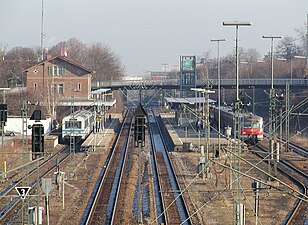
[48,66,66,75]
[58,84,64,95]
[76,83,81,92]
[61,67,66,75]
[34,83,37,90]
[48,66,52,75]
[53,66,58,75]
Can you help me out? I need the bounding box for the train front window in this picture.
[251,123,260,128]
[242,122,251,128]
[65,120,82,129]
[242,122,260,129]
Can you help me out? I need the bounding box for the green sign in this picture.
[183,60,193,69]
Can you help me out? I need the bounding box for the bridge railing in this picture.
[93,78,308,88]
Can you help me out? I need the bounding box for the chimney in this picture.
[61,48,68,57]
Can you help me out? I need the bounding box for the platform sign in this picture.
[180,55,196,97]
[41,178,52,195]
[15,186,30,199]
[181,56,195,72]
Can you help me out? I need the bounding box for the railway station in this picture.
[0,2,307,224]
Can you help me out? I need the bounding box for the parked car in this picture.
[0,130,19,136]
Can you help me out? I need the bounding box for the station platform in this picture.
[159,112,229,152]
[81,113,122,151]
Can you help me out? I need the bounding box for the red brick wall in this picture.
[26,58,92,101]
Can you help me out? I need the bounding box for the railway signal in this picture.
[32,124,44,160]
[0,104,7,124]
[30,105,46,160]
[0,103,7,179]
[134,104,147,147]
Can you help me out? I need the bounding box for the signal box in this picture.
[32,124,44,160]
[134,104,147,147]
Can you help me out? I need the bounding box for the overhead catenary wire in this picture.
[160,93,307,224]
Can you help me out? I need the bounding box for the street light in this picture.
[223,21,252,101]
[223,22,251,223]
[262,35,283,89]
[262,35,282,179]
[210,38,226,156]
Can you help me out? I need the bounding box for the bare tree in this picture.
[85,42,125,82]
[48,37,87,62]
[197,49,212,81]
[276,36,304,60]
[48,38,125,82]
[1,47,38,87]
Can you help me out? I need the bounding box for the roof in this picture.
[24,55,95,74]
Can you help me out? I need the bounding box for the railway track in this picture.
[80,110,133,224]
[148,109,192,225]
[263,132,308,156]
[254,145,308,224]
[0,138,84,223]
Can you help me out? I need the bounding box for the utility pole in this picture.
[211,38,226,157]
[0,91,8,180]
[204,84,213,178]
[137,141,143,224]
[262,35,282,179]
[306,14,308,68]
[40,0,44,61]
[21,100,29,225]
[223,21,251,225]
[252,86,255,114]
[70,94,76,176]
[192,84,214,178]
[191,86,215,178]
[285,82,290,152]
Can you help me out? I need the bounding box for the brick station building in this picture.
[24,55,95,101]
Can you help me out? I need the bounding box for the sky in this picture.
[0,0,307,76]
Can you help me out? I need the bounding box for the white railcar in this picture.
[62,110,94,139]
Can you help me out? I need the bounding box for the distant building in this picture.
[149,71,179,80]
[123,76,143,81]
[24,55,95,100]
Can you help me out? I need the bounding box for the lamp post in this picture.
[223,21,251,101]
[262,35,282,179]
[262,36,282,89]
[224,21,251,225]
[210,38,226,157]
[294,56,307,79]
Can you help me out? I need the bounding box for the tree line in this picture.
[0,38,125,88]
[198,34,307,81]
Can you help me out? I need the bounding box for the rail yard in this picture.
[0,101,307,224]
[0,3,307,224]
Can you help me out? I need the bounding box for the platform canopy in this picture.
[91,88,111,95]
[165,97,216,105]
[58,98,116,107]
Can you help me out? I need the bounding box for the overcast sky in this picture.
[0,0,307,76]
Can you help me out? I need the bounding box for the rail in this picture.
[148,109,192,224]
[0,140,81,223]
[80,109,132,224]
[255,145,308,224]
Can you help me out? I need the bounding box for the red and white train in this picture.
[210,105,264,143]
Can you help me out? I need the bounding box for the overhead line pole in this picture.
[40,0,44,61]
[210,38,226,157]
[262,35,282,179]
[223,21,251,225]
